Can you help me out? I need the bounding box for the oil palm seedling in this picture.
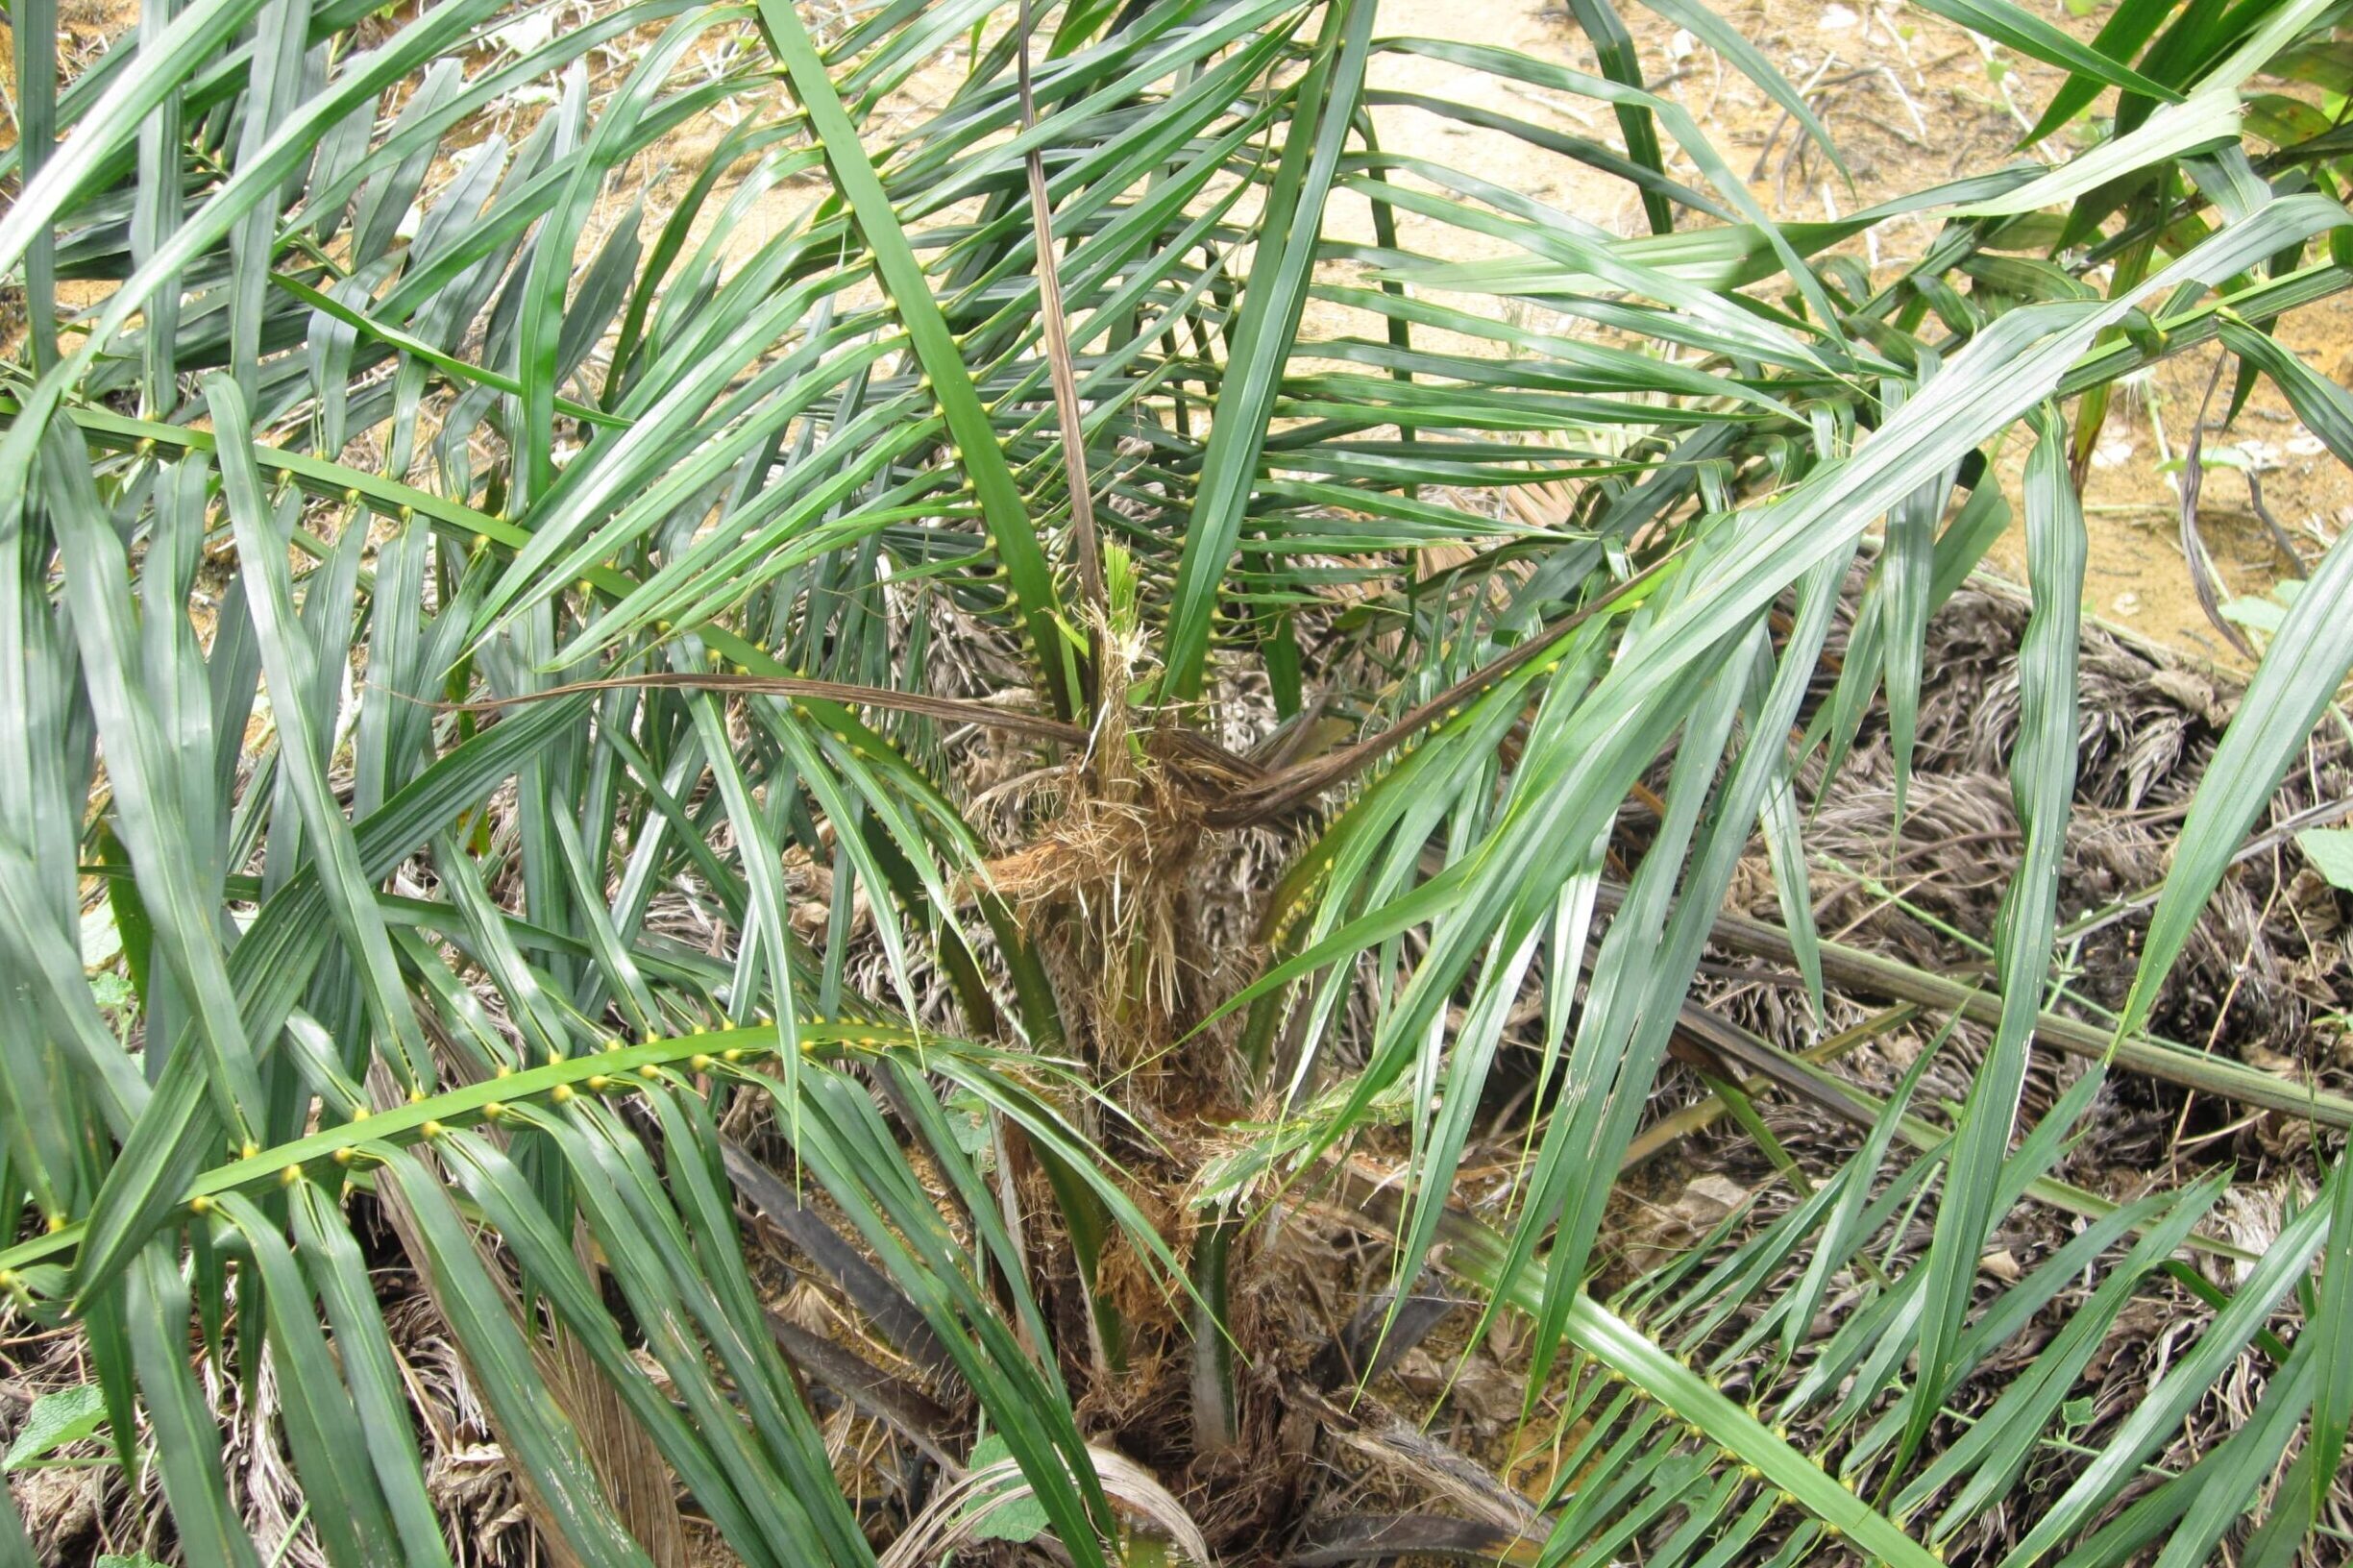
[5,0,2353,1560]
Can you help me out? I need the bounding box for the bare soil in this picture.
[1364,0,2353,667]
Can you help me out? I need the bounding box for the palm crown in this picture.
[5,0,2353,1561]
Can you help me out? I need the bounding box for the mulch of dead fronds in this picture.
[1614,570,2353,1561]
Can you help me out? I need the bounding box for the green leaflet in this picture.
[380,1150,655,1568]
[125,1244,261,1568]
[2126,319,2353,1037]
[755,0,1073,716]
[214,1194,404,1567]
[1906,0,2180,99]
[1159,0,1375,700]
[2009,1156,2346,1563]
[208,377,436,1091]
[1901,404,2085,1467]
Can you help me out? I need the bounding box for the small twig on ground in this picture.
[1746,53,1840,182]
